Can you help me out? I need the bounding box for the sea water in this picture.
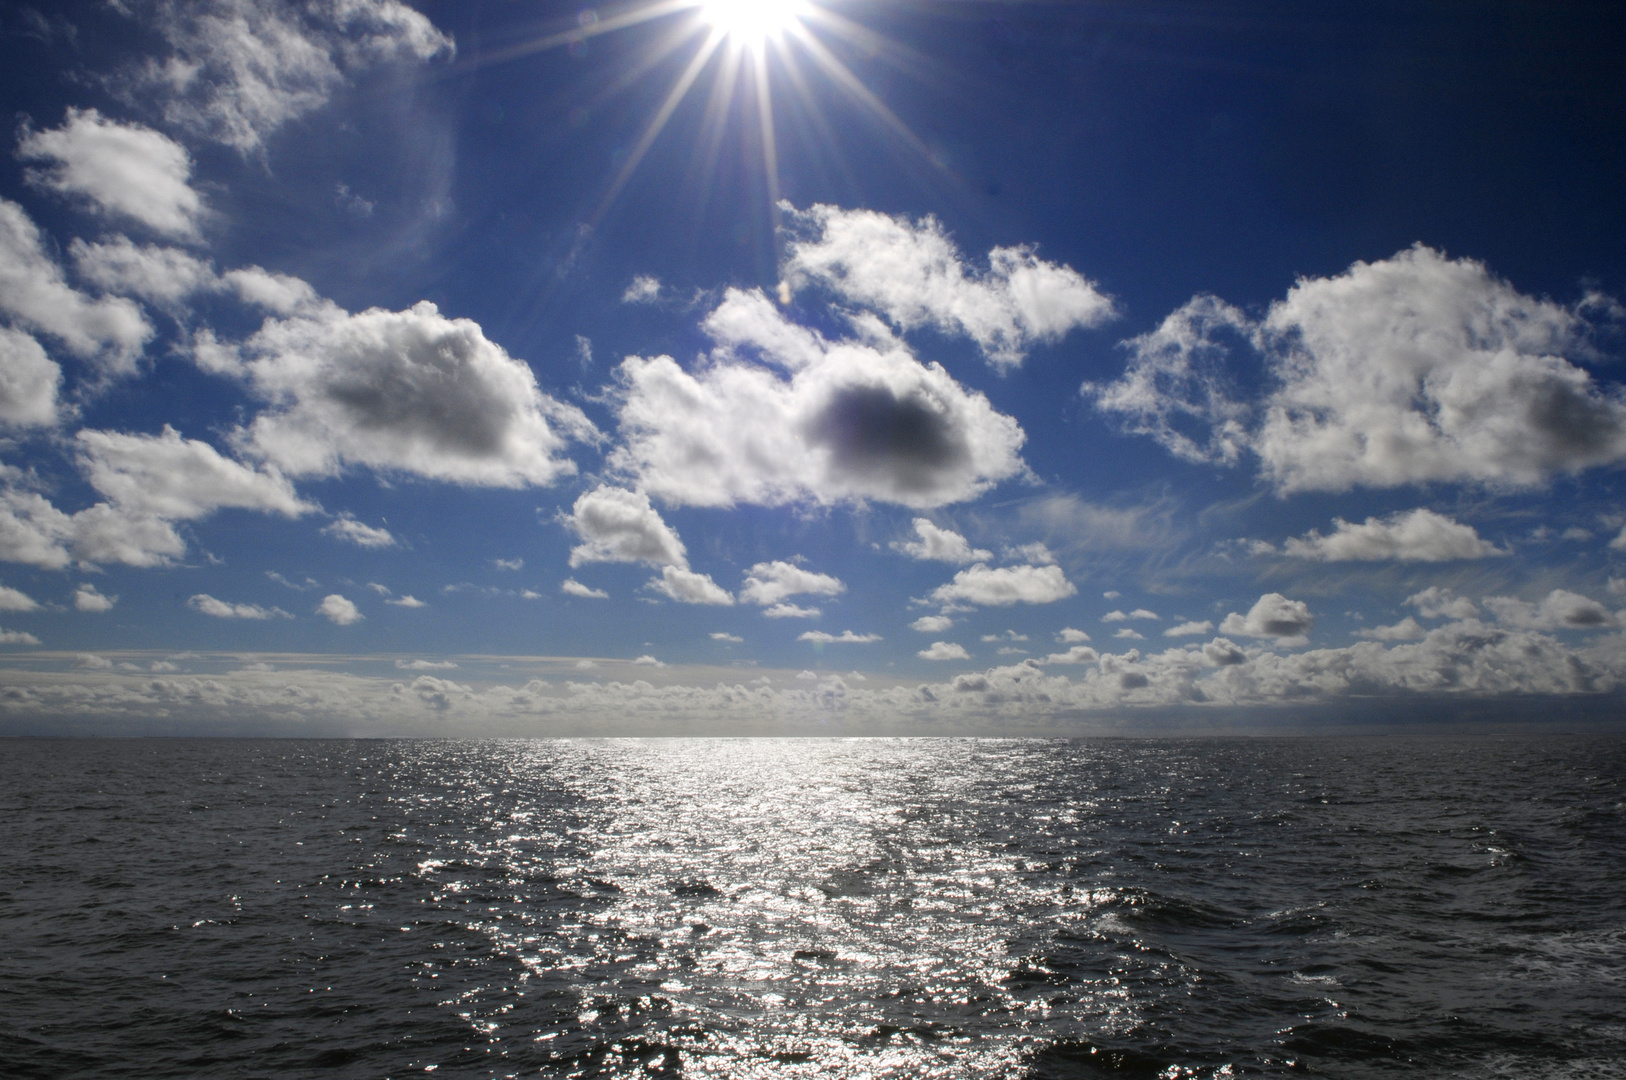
[2,737,1624,1078]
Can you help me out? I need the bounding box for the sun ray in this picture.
[591,26,729,225]
[477,1,959,235]
[785,22,943,172]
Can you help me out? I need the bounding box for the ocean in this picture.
[2,737,1623,1078]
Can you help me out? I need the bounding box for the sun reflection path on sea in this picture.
[415,739,1136,1078]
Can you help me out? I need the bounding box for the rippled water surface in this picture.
[3,737,1625,1078]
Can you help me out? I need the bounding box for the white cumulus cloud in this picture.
[322,515,395,548]
[1091,245,1626,492]
[189,594,289,619]
[237,300,597,487]
[930,563,1076,607]
[74,584,117,613]
[649,566,733,606]
[781,204,1115,369]
[740,560,844,606]
[18,109,205,239]
[125,0,453,153]
[797,629,881,644]
[1485,589,1617,631]
[1406,586,1479,620]
[917,641,970,660]
[1356,617,1427,641]
[609,288,1027,509]
[623,276,661,303]
[910,615,954,633]
[763,603,821,619]
[1165,620,1213,637]
[0,584,39,612]
[890,518,991,563]
[0,199,151,375]
[1219,593,1315,647]
[316,593,363,625]
[78,426,310,521]
[0,326,60,429]
[566,486,687,568]
[1282,508,1505,562]
[561,578,609,600]
[1040,644,1100,664]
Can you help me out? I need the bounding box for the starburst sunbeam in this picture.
[479,0,949,236]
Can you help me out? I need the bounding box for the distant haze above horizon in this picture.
[0,0,1624,735]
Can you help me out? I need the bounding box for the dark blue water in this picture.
[2,738,1623,1078]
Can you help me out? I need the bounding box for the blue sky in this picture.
[0,0,1623,734]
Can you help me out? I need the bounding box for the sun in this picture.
[699,0,809,44]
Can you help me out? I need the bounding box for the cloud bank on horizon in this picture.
[0,0,1623,733]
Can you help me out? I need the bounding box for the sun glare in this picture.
[700,0,808,43]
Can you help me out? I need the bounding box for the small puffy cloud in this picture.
[1202,638,1250,666]
[649,566,734,606]
[70,237,218,309]
[1406,586,1479,620]
[1091,246,1626,492]
[1357,617,1427,642]
[68,505,187,569]
[1057,627,1090,643]
[5,441,294,569]
[740,560,844,606]
[890,518,991,563]
[1040,644,1099,664]
[1084,294,1253,465]
[561,578,609,600]
[1113,628,1145,640]
[0,585,39,612]
[1485,589,1617,631]
[1219,593,1315,646]
[74,584,116,613]
[78,426,311,521]
[1165,620,1213,637]
[322,515,395,548]
[385,595,426,608]
[632,655,665,667]
[493,557,523,571]
[780,204,1115,369]
[221,267,326,316]
[1103,591,1121,600]
[1282,509,1505,562]
[238,301,596,487]
[917,640,970,660]
[1611,525,1626,552]
[911,615,954,633]
[128,0,454,153]
[316,593,363,625]
[929,564,1076,607]
[623,276,661,303]
[0,199,151,374]
[982,630,1028,643]
[0,627,41,645]
[189,594,289,619]
[396,659,456,670]
[18,109,205,239]
[567,486,687,568]
[267,572,319,591]
[76,653,113,668]
[801,630,882,644]
[710,632,743,643]
[1103,609,1159,622]
[1003,541,1055,565]
[0,326,62,429]
[609,288,1027,510]
[0,489,75,569]
[763,603,820,619]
